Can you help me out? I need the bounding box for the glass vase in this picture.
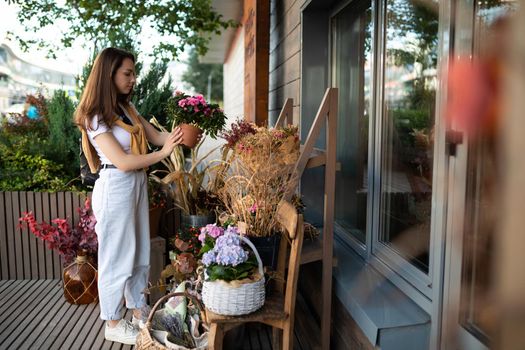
[63,251,98,305]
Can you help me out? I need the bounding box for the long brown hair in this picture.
[75,47,135,131]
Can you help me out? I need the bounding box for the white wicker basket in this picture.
[202,235,265,316]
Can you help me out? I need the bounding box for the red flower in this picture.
[19,198,97,264]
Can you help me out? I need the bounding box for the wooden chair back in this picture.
[275,200,304,316]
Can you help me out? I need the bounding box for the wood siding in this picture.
[268,0,303,126]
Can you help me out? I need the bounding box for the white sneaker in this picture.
[105,319,139,345]
[131,305,151,329]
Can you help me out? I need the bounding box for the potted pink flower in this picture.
[165,91,227,147]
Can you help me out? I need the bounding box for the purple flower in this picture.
[202,251,216,266]
[201,227,250,267]
[215,245,248,266]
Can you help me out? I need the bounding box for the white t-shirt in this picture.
[86,115,133,165]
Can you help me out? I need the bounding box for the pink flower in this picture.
[249,203,258,214]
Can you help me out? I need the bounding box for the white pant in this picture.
[92,168,150,320]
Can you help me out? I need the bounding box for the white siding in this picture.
[223,28,245,124]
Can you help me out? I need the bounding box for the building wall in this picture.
[268,0,303,126]
[223,27,245,122]
[0,44,76,113]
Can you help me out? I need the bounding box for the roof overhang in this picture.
[199,0,243,64]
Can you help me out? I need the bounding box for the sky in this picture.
[0,2,187,87]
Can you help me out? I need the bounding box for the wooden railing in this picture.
[0,191,179,281]
[0,191,89,280]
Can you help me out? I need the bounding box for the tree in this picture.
[7,0,236,61]
[182,48,223,103]
[132,62,173,127]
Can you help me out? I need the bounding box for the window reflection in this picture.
[332,0,373,244]
[379,0,438,273]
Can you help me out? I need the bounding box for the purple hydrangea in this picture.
[202,251,216,266]
[215,245,248,266]
[201,227,249,267]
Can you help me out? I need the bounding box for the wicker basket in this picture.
[136,291,208,350]
[202,235,265,316]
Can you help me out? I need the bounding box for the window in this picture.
[376,0,438,274]
[331,0,373,246]
[329,0,440,294]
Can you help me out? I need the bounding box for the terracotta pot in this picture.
[149,206,163,238]
[63,251,98,305]
[179,123,202,148]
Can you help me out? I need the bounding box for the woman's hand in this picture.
[160,127,183,157]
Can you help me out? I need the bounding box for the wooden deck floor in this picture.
[0,280,314,350]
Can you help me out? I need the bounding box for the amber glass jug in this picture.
[63,250,98,304]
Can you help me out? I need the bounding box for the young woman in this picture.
[75,47,182,345]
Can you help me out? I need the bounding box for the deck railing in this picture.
[0,191,90,280]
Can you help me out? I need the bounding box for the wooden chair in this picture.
[206,201,305,350]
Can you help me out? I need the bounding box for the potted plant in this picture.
[199,224,265,316]
[149,110,225,228]
[213,121,301,268]
[159,226,202,290]
[165,91,226,148]
[148,177,168,238]
[19,198,98,304]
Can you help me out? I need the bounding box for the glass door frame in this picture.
[440,0,491,348]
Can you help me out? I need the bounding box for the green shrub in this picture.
[132,62,172,126]
[0,141,69,191]
[45,90,79,176]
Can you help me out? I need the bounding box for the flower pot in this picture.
[149,206,163,238]
[63,251,98,304]
[247,234,281,271]
[181,212,215,229]
[179,123,202,148]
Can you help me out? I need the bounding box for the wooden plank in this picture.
[0,280,52,342]
[0,192,9,279]
[12,281,64,349]
[30,287,74,349]
[90,316,108,350]
[5,192,17,279]
[49,192,62,279]
[294,292,321,350]
[2,280,62,349]
[19,191,31,279]
[256,324,272,349]
[275,98,293,127]
[25,192,40,279]
[0,280,12,295]
[75,303,103,349]
[77,304,104,350]
[34,192,47,279]
[321,88,337,350]
[47,302,92,350]
[246,323,260,350]
[10,191,24,279]
[0,277,42,320]
[0,279,23,301]
[37,293,82,349]
[55,301,97,349]
[41,191,55,279]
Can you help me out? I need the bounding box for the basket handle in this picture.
[238,235,264,278]
[145,289,207,329]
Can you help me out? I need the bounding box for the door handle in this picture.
[446,130,463,156]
